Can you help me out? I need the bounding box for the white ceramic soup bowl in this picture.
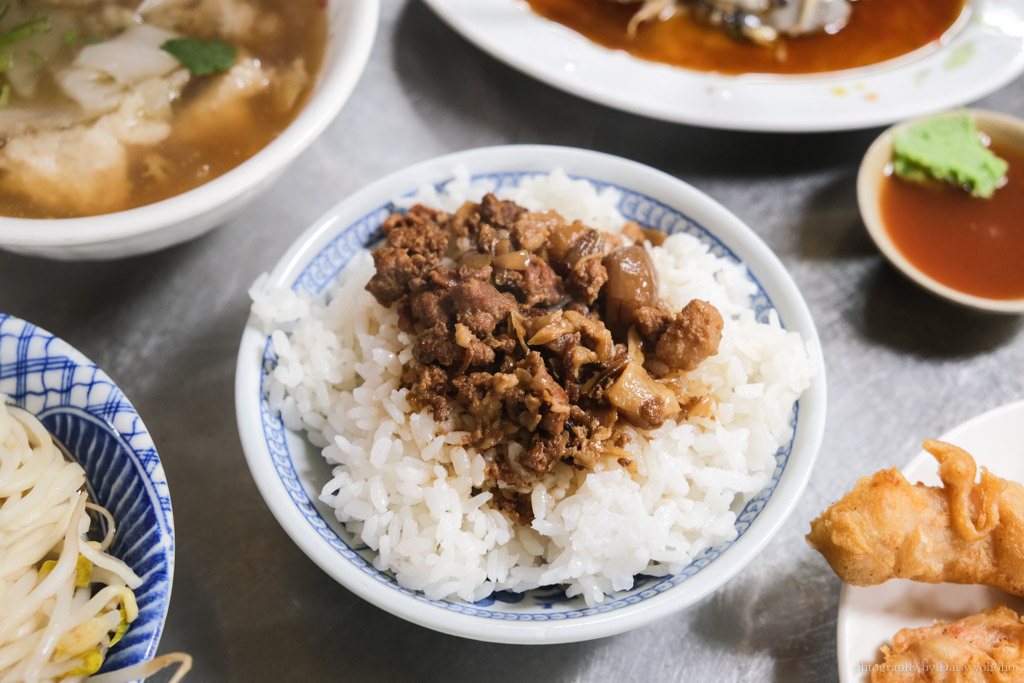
[235,145,828,644]
[0,0,378,261]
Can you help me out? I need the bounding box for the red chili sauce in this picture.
[879,139,1024,301]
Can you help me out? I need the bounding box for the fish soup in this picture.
[0,0,327,218]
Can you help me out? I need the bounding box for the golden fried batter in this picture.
[872,605,1024,682]
[807,440,1024,595]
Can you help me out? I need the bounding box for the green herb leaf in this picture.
[0,4,10,25]
[0,15,50,48]
[160,37,236,76]
[0,84,11,108]
[61,30,79,45]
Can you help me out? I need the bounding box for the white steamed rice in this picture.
[250,169,817,606]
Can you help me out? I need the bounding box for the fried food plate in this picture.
[837,400,1024,683]
[423,0,1024,132]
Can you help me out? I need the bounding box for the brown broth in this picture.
[879,139,1024,301]
[0,0,327,219]
[524,0,966,75]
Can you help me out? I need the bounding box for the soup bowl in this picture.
[235,144,828,644]
[0,0,379,261]
[0,312,175,677]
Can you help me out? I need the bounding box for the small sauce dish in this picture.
[858,108,1024,314]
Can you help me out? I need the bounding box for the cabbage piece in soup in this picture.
[0,0,326,218]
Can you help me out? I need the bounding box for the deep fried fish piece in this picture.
[872,605,1024,682]
[807,440,1024,595]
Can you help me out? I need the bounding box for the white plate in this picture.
[837,400,1024,683]
[423,0,1024,132]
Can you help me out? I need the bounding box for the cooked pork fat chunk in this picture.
[365,196,725,523]
[0,69,188,214]
[139,0,284,42]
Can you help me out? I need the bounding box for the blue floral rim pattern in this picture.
[0,313,174,676]
[259,172,798,619]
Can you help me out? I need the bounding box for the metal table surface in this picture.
[2,2,1023,681]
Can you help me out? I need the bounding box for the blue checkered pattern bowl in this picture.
[0,313,174,677]
[236,145,826,644]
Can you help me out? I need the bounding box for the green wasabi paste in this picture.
[891,112,1008,199]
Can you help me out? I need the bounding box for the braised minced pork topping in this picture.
[366,195,723,524]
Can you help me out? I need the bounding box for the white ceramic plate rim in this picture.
[836,399,1024,682]
[422,0,1024,132]
[0,0,379,246]
[235,144,827,643]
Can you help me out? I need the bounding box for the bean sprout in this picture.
[0,403,190,682]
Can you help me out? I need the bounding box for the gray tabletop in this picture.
[3,1,1024,681]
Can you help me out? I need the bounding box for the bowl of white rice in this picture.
[235,145,826,644]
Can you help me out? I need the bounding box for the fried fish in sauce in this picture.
[613,0,852,43]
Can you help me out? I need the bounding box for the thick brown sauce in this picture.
[524,0,966,75]
[880,138,1024,301]
[0,0,326,219]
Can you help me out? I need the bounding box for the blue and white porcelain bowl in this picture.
[235,145,827,644]
[0,313,174,675]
